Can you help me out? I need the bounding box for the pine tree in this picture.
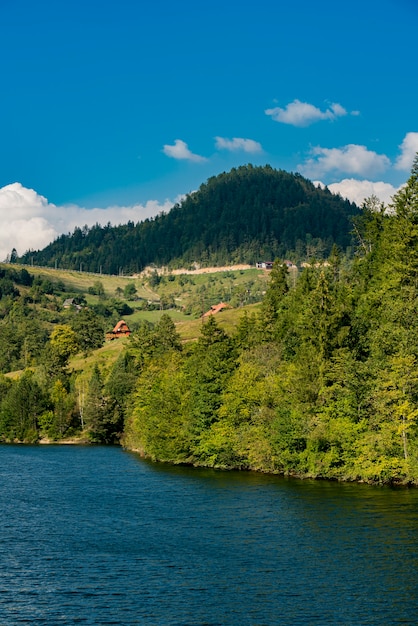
[83,365,110,442]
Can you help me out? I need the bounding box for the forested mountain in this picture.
[18,165,359,273]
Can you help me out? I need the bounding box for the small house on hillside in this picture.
[106,320,131,341]
[257,260,297,270]
[63,297,83,311]
[256,261,274,270]
[284,260,297,269]
[202,302,232,318]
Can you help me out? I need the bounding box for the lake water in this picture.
[0,445,417,625]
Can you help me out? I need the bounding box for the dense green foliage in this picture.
[0,259,266,442]
[0,266,140,443]
[17,165,359,273]
[3,159,418,486]
[122,157,418,484]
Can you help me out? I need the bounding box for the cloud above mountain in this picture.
[299,144,391,179]
[214,137,263,153]
[162,139,207,162]
[395,132,418,170]
[265,99,355,127]
[318,179,400,206]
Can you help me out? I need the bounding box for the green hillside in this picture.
[0,261,268,374]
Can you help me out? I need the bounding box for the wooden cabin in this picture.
[106,320,131,340]
[202,302,232,318]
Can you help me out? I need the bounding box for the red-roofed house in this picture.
[106,320,131,340]
[202,302,232,318]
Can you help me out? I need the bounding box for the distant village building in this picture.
[255,261,297,270]
[202,302,232,318]
[106,320,131,341]
[284,260,297,269]
[256,260,297,270]
[256,261,274,270]
[62,298,83,311]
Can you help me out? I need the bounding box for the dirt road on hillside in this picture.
[169,264,252,275]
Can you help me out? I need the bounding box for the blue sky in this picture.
[0,0,417,259]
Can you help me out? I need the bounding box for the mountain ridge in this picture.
[18,164,360,274]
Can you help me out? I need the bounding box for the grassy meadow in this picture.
[4,262,268,376]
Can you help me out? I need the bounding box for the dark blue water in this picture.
[0,446,417,625]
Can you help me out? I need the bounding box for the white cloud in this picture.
[214,136,263,153]
[61,199,176,232]
[395,132,418,170]
[299,144,390,179]
[265,99,349,127]
[0,184,58,260]
[314,178,399,206]
[162,139,207,162]
[0,182,177,261]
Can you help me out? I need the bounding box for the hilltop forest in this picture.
[1,157,418,485]
[17,165,359,273]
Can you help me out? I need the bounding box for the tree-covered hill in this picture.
[18,165,360,274]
